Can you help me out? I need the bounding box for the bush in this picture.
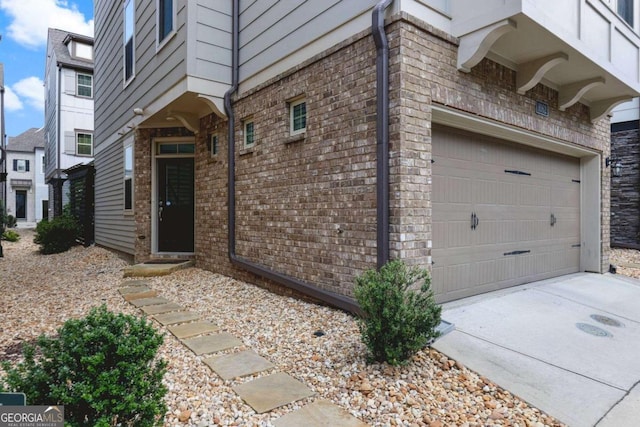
[2,229,20,242]
[5,215,16,228]
[354,260,442,365]
[1,305,167,427]
[34,212,80,254]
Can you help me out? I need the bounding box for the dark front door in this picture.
[157,157,194,252]
[15,190,27,219]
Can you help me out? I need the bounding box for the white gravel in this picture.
[0,229,565,426]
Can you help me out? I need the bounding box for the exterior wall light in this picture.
[606,157,623,177]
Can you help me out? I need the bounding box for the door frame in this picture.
[151,136,196,255]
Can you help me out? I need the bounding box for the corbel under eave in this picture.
[166,111,200,135]
[590,96,633,123]
[558,77,606,111]
[197,95,227,118]
[516,52,568,95]
[457,19,517,73]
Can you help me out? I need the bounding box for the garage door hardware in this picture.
[572,244,581,248]
[470,212,479,230]
[503,250,531,256]
[576,323,612,337]
[590,314,624,328]
[572,179,581,183]
[550,213,557,226]
[504,169,531,176]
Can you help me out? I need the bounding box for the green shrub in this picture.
[5,215,16,228]
[354,260,442,365]
[1,229,20,242]
[34,212,80,254]
[1,305,167,427]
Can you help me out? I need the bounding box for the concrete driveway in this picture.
[433,273,640,427]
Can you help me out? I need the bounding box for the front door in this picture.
[15,190,27,219]
[157,157,194,252]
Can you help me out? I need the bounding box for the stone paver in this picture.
[204,350,275,380]
[123,261,194,278]
[119,279,151,287]
[123,290,159,301]
[233,372,314,414]
[141,302,184,315]
[182,333,242,355]
[273,400,369,427]
[168,321,219,339]
[153,311,201,326]
[119,285,152,295]
[130,296,172,307]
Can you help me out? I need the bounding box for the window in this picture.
[124,0,135,82]
[76,133,93,156]
[289,98,307,135]
[243,119,255,148]
[618,0,634,26]
[13,159,29,172]
[77,73,92,97]
[158,0,174,43]
[42,156,45,174]
[124,144,133,211]
[209,134,219,156]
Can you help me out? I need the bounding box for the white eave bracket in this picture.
[166,111,200,135]
[457,19,517,73]
[590,96,633,123]
[558,77,605,111]
[517,52,568,94]
[197,95,227,118]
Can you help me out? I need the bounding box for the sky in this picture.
[0,0,94,138]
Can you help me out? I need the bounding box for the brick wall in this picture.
[611,128,640,247]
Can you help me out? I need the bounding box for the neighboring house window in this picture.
[158,0,174,43]
[42,156,45,174]
[13,159,29,172]
[77,73,93,97]
[618,0,634,26]
[124,143,134,211]
[243,119,255,148]
[124,0,135,82]
[289,98,307,136]
[76,133,93,156]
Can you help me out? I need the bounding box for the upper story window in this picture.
[13,159,29,173]
[289,98,307,136]
[124,0,135,83]
[158,0,174,43]
[77,73,93,98]
[77,132,93,156]
[618,0,634,26]
[72,41,93,60]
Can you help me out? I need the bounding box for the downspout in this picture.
[55,65,62,217]
[224,0,393,313]
[373,0,393,269]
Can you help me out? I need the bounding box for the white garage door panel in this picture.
[432,126,581,302]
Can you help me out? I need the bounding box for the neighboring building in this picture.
[4,128,47,224]
[94,0,640,311]
[611,99,640,248]
[0,63,6,223]
[44,28,94,219]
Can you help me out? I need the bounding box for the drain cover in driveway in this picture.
[590,314,624,328]
[576,323,612,337]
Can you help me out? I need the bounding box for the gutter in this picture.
[224,0,393,314]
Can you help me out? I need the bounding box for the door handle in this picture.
[550,213,556,227]
[159,201,164,223]
[471,212,479,230]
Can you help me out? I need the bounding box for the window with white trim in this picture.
[243,119,255,148]
[157,0,174,43]
[77,73,92,97]
[124,0,135,82]
[13,159,29,172]
[76,133,93,156]
[124,143,134,211]
[289,98,307,136]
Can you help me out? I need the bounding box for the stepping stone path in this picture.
[118,278,369,425]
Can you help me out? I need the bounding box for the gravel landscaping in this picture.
[0,228,569,426]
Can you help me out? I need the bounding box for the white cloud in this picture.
[0,0,94,49]
[4,86,23,112]
[12,77,44,111]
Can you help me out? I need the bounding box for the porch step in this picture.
[123,260,194,278]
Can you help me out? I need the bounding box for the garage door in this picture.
[431,126,581,302]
